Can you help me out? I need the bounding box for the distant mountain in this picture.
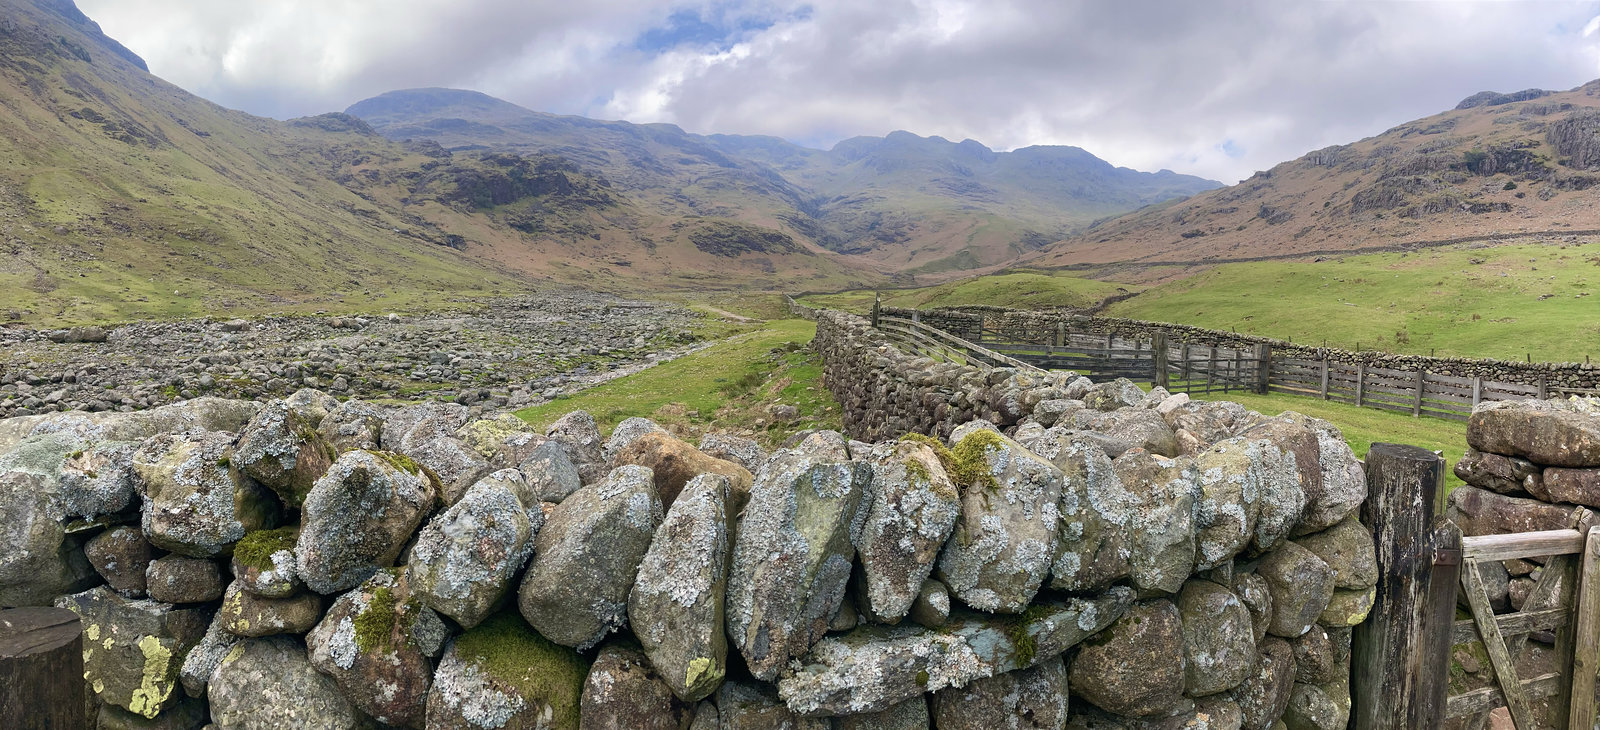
[0,0,870,324]
[1028,81,1600,269]
[347,88,1221,276]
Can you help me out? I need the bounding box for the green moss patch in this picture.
[366,450,422,476]
[232,527,298,571]
[901,430,1002,492]
[455,612,588,728]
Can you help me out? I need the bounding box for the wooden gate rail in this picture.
[876,316,1043,373]
[1442,525,1600,729]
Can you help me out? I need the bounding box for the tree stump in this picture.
[1,607,86,730]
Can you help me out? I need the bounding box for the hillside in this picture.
[347,88,1220,276]
[1029,81,1600,268]
[0,0,882,325]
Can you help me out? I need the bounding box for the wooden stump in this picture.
[1,607,86,730]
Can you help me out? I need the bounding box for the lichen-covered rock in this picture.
[1273,413,1365,534]
[1111,450,1199,594]
[133,431,279,558]
[231,527,301,598]
[547,410,607,485]
[1447,485,1587,536]
[837,696,929,730]
[612,431,754,509]
[519,464,663,650]
[409,478,541,629]
[1193,437,1271,571]
[1289,626,1338,685]
[1228,637,1296,730]
[232,391,340,508]
[146,555,226,604]
[934,428,1063,613]
[55,586,211,719]
[296,450,439,594]
[727,431,870,680]
[307,569,445,727]
[605,417,667,461]
[407,436,492,506]
[908,578,950,628]
[1068,599,1187,718]
[699,433,768,473]
[518,439,584,503]
[425,611,590,730]
[217,580,322,637]
[383,400,471,454]
[0,399,259,453]
[854,440,960,623]
[1083,407,1180,457]
[1292,517,1377,590]
[1467,398,1600,468]
[1453,447,1541,495]
[1084,379,1145,412]
[1539,466,1600,508]
[930,656,1069,729]
[98,693,208,730]
[1178,579,1257,697]
[1025,428,1132,592]
[317,399,385,453]
[689,701,719,730]
[456,414,539,465]
[60,441,140,519]
[86,526,156,598]
[1244,439,1306,556]
[1256,542,1333,638]
[579,643,691,729]
[208,636,363,730]
[630,473,732,702]
[1281,678,1350,730]
[178,611,238,698]
[718,681,830,730]
[1317,587,1375,628]
[778,589,1132,717]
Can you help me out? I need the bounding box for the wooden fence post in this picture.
[1255,343,1271,394]
[1181,343,1191,384]
[1055,321,1065,348]
[1472,377,1482,407]
[1357,364,1368,407]
[1413,369,1425,417]
[1353,444,1451,730]
[1153,333,1169,389]
[1320,359,1330,400]
[871,293,881,328]
[1,607,85,730]
[1569,526,1600,729]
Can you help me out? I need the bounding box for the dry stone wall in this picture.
[0,308,1377,729]
[885,304,1600,392]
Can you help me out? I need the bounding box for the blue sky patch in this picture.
[633,4,810,54]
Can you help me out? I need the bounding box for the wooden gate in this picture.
[1443,524,1600,729]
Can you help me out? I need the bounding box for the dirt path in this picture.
[700,305,755,322]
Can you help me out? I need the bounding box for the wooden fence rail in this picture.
[867,314,1558,420]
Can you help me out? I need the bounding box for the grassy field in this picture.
[803,240,1600,364]
[1186,388,1467,491]
[1107,241,1600,363]
[801,270,1134,312]
[514,317,841,447]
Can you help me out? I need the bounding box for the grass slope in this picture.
[801,270,1135,312]
[515,318,841,448]
[1108,241,1600,362]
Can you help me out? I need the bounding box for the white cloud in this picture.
[77,0,1600,182]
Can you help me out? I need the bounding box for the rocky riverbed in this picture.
[0,291,702,419]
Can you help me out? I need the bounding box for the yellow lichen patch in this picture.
[92,679,105,695]
[222,643,246,665]
[127,634,174,719]
[684,656,721,689]
[85,623,100,641]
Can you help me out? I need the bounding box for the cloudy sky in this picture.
[77,0,1600,183]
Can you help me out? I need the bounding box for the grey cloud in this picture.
[78,0,1600,182]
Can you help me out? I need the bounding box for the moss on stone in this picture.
[900,430,1000,492]
[366,449,422,476]
[353,585,397,654]
[232,527,298,571]
[455,612,589,729]
[1000,603,1054,667]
